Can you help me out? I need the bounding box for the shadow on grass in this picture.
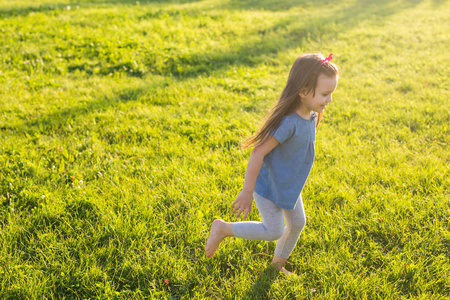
[84,0,202,5]
[4,0,425,134]
[431,0,447,6]
[0,0,200,18]
[221,0,334,11]
[0,3,68,17]
[136,0,424,78]
[8,82,162,136]
[243,266,280,300]
[2,0,424,78]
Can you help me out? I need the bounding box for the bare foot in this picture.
[271,261,296,277]
[205,219,229,257]
[280,267,295,277]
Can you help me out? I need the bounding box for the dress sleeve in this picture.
[271,117,295,144]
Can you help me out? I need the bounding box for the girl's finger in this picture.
[232,203,239,214]
[235,207,244,218]
[243,207,251,220]
[231,200,237,209]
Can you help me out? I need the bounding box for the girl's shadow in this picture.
[243,266,281,300]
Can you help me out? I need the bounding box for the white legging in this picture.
[232,192,306,259]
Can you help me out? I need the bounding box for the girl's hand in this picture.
[231,190,253,220]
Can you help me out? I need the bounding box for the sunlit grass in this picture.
[0,0,449,298]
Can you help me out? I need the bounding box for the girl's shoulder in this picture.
[274,113,312,141]
[286,113,316,135]
[278,114,298,129]
[283,112,317,124]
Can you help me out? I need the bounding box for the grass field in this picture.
[0,0,449,298]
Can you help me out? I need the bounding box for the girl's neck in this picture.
[295,106,313,120]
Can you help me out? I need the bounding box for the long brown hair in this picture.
[243,53,339,148]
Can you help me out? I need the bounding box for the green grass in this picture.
[0,0,449,298]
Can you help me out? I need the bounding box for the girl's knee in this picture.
[299,217,306,229]
[266,225,284,241]
[290,217,306,232]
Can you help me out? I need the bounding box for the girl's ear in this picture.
[299,88,308,98]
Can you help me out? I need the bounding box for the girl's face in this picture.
[298,74,338,116]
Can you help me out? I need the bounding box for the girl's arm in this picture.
[232,135,280,220]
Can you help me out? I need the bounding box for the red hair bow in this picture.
[321,53,333,65]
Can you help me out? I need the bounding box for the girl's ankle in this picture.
[270,261,284,271]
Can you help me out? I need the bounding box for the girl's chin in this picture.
[314,107,325,113]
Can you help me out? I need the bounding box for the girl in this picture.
[206,53,339,276]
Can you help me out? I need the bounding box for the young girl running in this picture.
[205,53,339,275]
